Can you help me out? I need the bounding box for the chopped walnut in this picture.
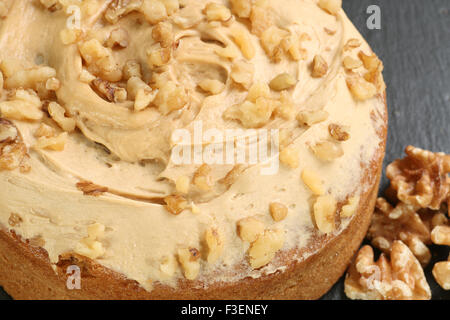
[79,69,96,83]
[328,123,350,141]
[318,0,342,15]
[313,195,337,234]
[34,123,55,139]
[177,247,201,280]
[269,73,297,92]
[193,164,213,192]
[0,119,28,172]
[175,175,190,194]
[79,39,122,82]
[343,38,362,51]
[147,46,172,67]
[123,60,143,80]
[106,28,129,49]
[279,146,299,169]
[275,91,296,120]
[224,97,278,128]
[75,223,106,260]
[0,89,43,121]
[345,242,431,300]
[247,82,271,102]
[219,165,245,187]
[76,181,108,197]
[92,78,127,103]
[153,81,188,115]
[237,217,265,243]
[230,0,252,18]
[198,79,225,95]
[60,28,82,45]
[310,140,344,162]
[34,132,67,151]
[260,26,289,62]
[346,76,377,101]
[48,102,76,132]
[248,228,285,269]
[341,196,360,218]
[204,3,231,22]
[281,33,308,61]
[301,169,325,196]
[230,26,255,60]
[205,228,224,264]
[140,0,168,24]
[431,225,450,246]
[164,195,188,215]
[433,259,450,290]
[8,213,23,227]
[152,21,174,48]
[296,109,329,126]
[230,60,254,89]
[4,66,56,89]
[343,56,363,70]
[269,202,288,222]
[45,77,61,91]
[311,55,328,78]
[127,76,158,111]
[386,146,450,211]
[367,198,433,266]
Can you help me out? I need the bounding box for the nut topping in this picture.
[269,202,288,222]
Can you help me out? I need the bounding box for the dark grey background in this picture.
[1,0,449,300]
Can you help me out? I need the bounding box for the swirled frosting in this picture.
[0,0,386,289]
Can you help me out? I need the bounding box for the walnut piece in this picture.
[313,194,337,234]
[230,0,252,18]
[230,26,255,60]
[311,55,328,78]
[205,228,224,264]
[367,198,434,266]
[248,228,285,269]
[75,223,106,260]
[433,258,450,290]
[198,79,225,95]
[269,73,297,92]
[0,119,28,171]
[279,146,299,169]
[328,123,350,141]
[48,102,76,132]
[0,89,43,121]
[301,168,325,196]
[260,26,289,62]
[8,213,23,227]
[269,202,288,222]
[164,194,188,215]
[204,3,231,22]
[310,140,344,162]
[345,242,431,300]
[386,146,450,211]
[296,109,329,127]
[341,196,360,218]
[177,247,201,280]
[153,81,188,115]
[237,217,265,243]
[346,76,377,101]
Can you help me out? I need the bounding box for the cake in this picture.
[0,0,387,299]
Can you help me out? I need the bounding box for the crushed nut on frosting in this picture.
[230,0,252,18]
[177,247,201,280]
[340,196,360,218]
[75,222,106,260]
[164,194,188,215]
[204,3,231,22]
[230,60,254,89]
[248,228,285,269]
[269,73,297,92]
[301,168,325,196]
[310,140,344,162]
[48,102,76,132]
[193,164,213,192]
[8,213,23,227]
[345,242,431,300]
[313,194,337,234]
[328,123,350,141]
[346,76,376,101]
[296,109,329,127]
[205,228,224,264]
[35,132,68,151]
[230,25,255,60]
[0,89,43,121]
[279,146,299,169]
[0,119,29,172]
[311,55,328,78]
[237,217,265,243]
[269,202,288,222]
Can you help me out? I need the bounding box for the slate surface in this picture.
[1,0,449,300]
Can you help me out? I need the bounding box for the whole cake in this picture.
[0,0,387,299]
